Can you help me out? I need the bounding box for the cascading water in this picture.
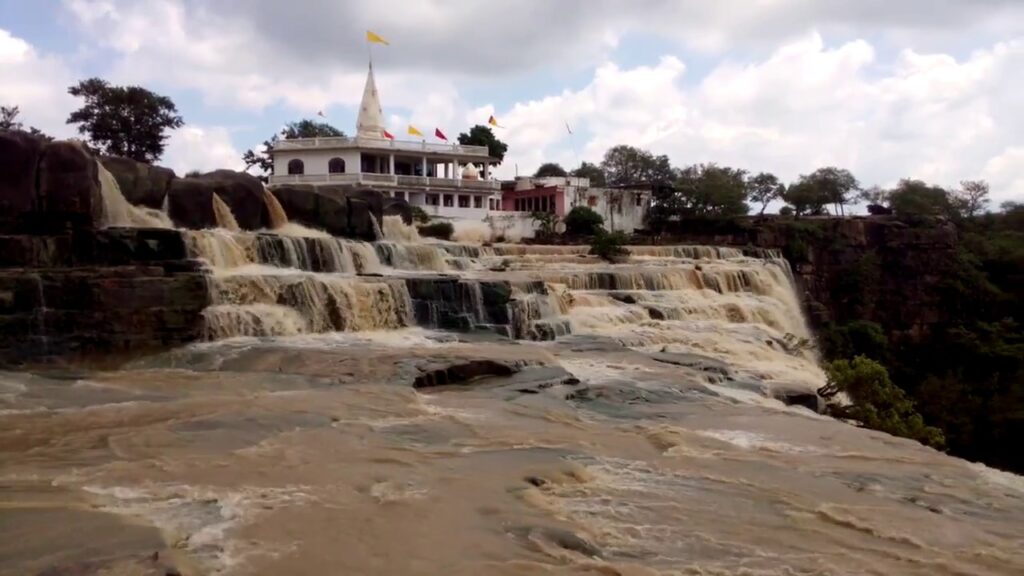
[212,193,241,232]
[96,160,174,228]
[262,188,289,229]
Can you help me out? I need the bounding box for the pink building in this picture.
[500,176,584,216]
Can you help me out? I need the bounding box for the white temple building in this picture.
[268,64,501,220]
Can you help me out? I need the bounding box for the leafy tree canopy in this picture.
[571,161,607,187]
[66,78,184,163]
[457,125,508,163]
[534,162,568,178]
[746,172,784,216]
[564,205,604,236]
[820,356,945,448]
[888,179,951,218]
[243,119,346,180]
[600,145,674,186]
[0,105,52,141]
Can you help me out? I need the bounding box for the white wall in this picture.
[273,149,361,176]
[583,188,650,233]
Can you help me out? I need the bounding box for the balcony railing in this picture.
[269,173,500,191]
[272,136,490,157]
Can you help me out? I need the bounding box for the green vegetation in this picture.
[563,206,604,236]
[813,201,1024,472]
[571,161,606,187]
[410,206,430,224]
[589,230,630,262]
[534,162,568,178]
[417,221,454,241]
[530,211,559,238]
[819,357,945,448]
[243,119,346,180]
[66,78,184,163]
[457,125,508,163]
[0,105,52,140]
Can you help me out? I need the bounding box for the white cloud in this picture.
[162,126,244,175]
[490,33,1024,205]
[0,28,78,137]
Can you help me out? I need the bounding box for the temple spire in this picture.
[356,62,385,139]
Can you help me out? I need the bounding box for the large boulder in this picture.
[37,140,104,230]
[0,130,44,231]
[383,197,413,225]
[168,170,267,230]
[269,185,349,237]
[100,156,176,209]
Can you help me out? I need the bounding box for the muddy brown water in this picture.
[2,229,1022,575]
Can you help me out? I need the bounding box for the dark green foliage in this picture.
[816,204,1024,472]
[888,179,952,218]
[417,221,454,241]
[410,206,430,224]
[534,162,568,177]
[0,105,53,141]
[589,230,630,262]
[778,206,794,216]
[781,180,829,216]
[243,119,345,181]
[571,161,606,187]
[185,169,202,178]
[564,206,604,236]
[457,125,508,163]
[821,321,889,361]
[747,172,784,215]
[820,357,945,448]
[530,211,559,237]
[647,163,750,227]
[600,145,673,185]
[66,78,184,163]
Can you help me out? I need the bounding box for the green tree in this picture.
[782,180,829,216]
[534,162,568,177]
[820,356,945,448]
[457,125,508,163]
[888,179,951,218]
[952,180,990,217]
[571,161,607,187]
[1,105,22,131]
[675,163,750,217]
[243,119,345,181]
[800,167,860,216]
[66,78,184,163]
[530,211,559,237]
[589,229,630,262]
[564,206,604,236]
[600,145,674,186]
[746,172,784,216]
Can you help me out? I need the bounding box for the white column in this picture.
[454,161,461,187]
[444,163,450,179]
[421,157,427,178]
[389,154,395,175]
[483,162,490,180]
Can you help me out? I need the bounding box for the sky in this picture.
[2,0,1023,206]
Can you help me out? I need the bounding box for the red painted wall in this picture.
[501,185,569,216]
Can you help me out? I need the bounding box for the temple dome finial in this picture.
[356,62,385,139]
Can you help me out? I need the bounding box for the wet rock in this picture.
[383,196,413,224]
[651,350,731,377]
[771,387,824,413]
[100,155,176,209]
[38,140,104,230]
[413,359,522,388]
[169,170,267,230]
[270,184,349,236]
[508,526,603,559]
[524,476,548,487]
[0,130,44,231]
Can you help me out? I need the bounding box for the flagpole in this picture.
[567,121,581,172]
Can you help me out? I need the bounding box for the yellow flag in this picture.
[366,30,389,45]
[408,125,424,137]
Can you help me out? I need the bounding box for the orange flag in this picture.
[488,115,503,128]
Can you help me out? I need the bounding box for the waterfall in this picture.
[382,215,422,243]
[212,193,241,232]
[370,214,384,241]
[262,189,289,229]
[96,160,174,228]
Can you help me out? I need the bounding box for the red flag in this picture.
[382,129,395,140]
[435,127,448,141]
